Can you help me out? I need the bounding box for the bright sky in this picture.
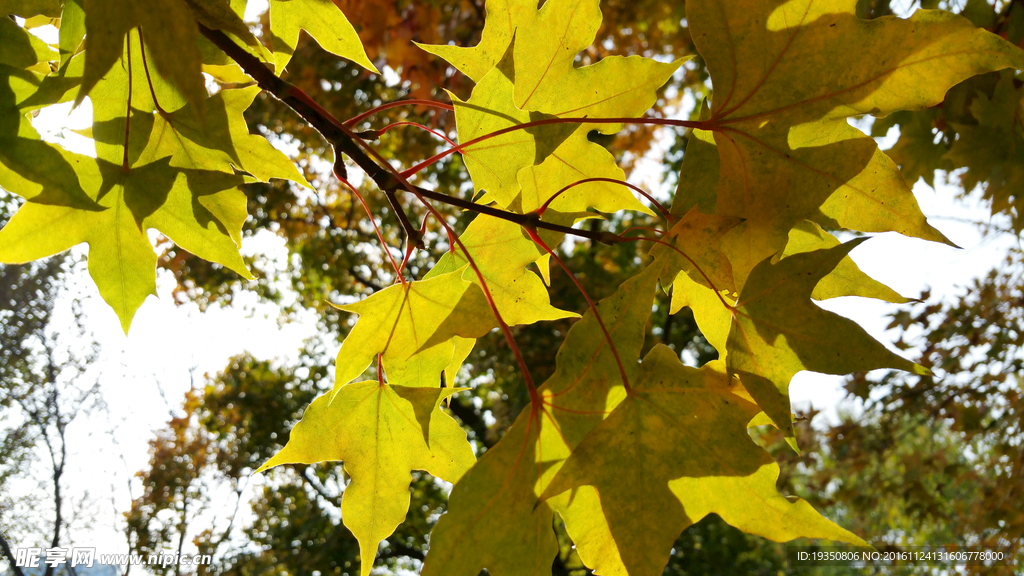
[8,4,1018,570]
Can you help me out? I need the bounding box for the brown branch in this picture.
[0,532,26,576]
[195,25,621,248]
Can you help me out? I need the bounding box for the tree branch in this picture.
[195,25,621,248]
[0,531,26,576]
[302,467,341,508]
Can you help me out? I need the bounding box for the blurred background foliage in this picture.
[2,0,1023,574]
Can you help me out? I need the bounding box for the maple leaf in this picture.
[184,0,268,59]
[256,381,476,576]
[780,220,908,303]
[515,129,653,215]
[449,53,577,210]
[510,0,682,122]
[683,0,1024,273]
[0,24,98,211]
[1,34,258,332]
[431,0,673,218]
[416,0,534,82]
[449,49,650,217]
[0,158,251,333]
[422,263,662,576]
[424,214,578,326]
[57,0,85,70]
[727,239,928,440]
[671,100,718,216]
[541,345,866,576]
[134,85,312,188]
[78,0,207,110]
[331,268,499,392]
[0,14,56,70]
[269,0,378,73]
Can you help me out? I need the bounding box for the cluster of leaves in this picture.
[869,0,1024,232]
[783,245,1024,573]
[2,0,1024,575]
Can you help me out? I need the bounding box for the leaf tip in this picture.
[911,363,933,377]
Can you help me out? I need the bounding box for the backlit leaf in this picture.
[331,269,498,392]
[416,0,533,82]
[0,158,251,333]
[269,0,377,73]
[687,0,1024,271]
[424,214,579,326]
[79,0,206,111]
[542,345,866,576]
[423,263,662,576]
[256,382,475,576]
[727,239,927,440]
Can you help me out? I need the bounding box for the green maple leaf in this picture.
[416,0,534,83]
[540,345,865,576]
[0,14,56,70]
[0,157,251,333]
[184,0,269,60]
[0,25,98,211]
[135,85,312,188]
[58,0,86,69]
[78,0,207,111]
[256,381,475,576]
[511,0,683,122]
[269,0,377,73]
[684,0,1024,272]
[331,268,499,392]
[727,239,927,441]
[423,264,661,576]
[2,34,259,332]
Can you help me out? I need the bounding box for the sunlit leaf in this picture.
[269,0,378,73]
[423,263,662,576]
[687,0,1024,272]
[425,214,579,326]
[332,268,498,392]
[727,239,927,441]
[542,345,866,576]
[416,0,534,82]
[256,382,475,576]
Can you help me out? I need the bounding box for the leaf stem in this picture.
[121,32,134,173]
[535,177,673,223]
[401,116,706,179]
[196,25,620,247]
[343,99,454,127]
[336,174,406,285]
[379,121,459,148]
[137,30,170,116]
[525,228,631,394]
